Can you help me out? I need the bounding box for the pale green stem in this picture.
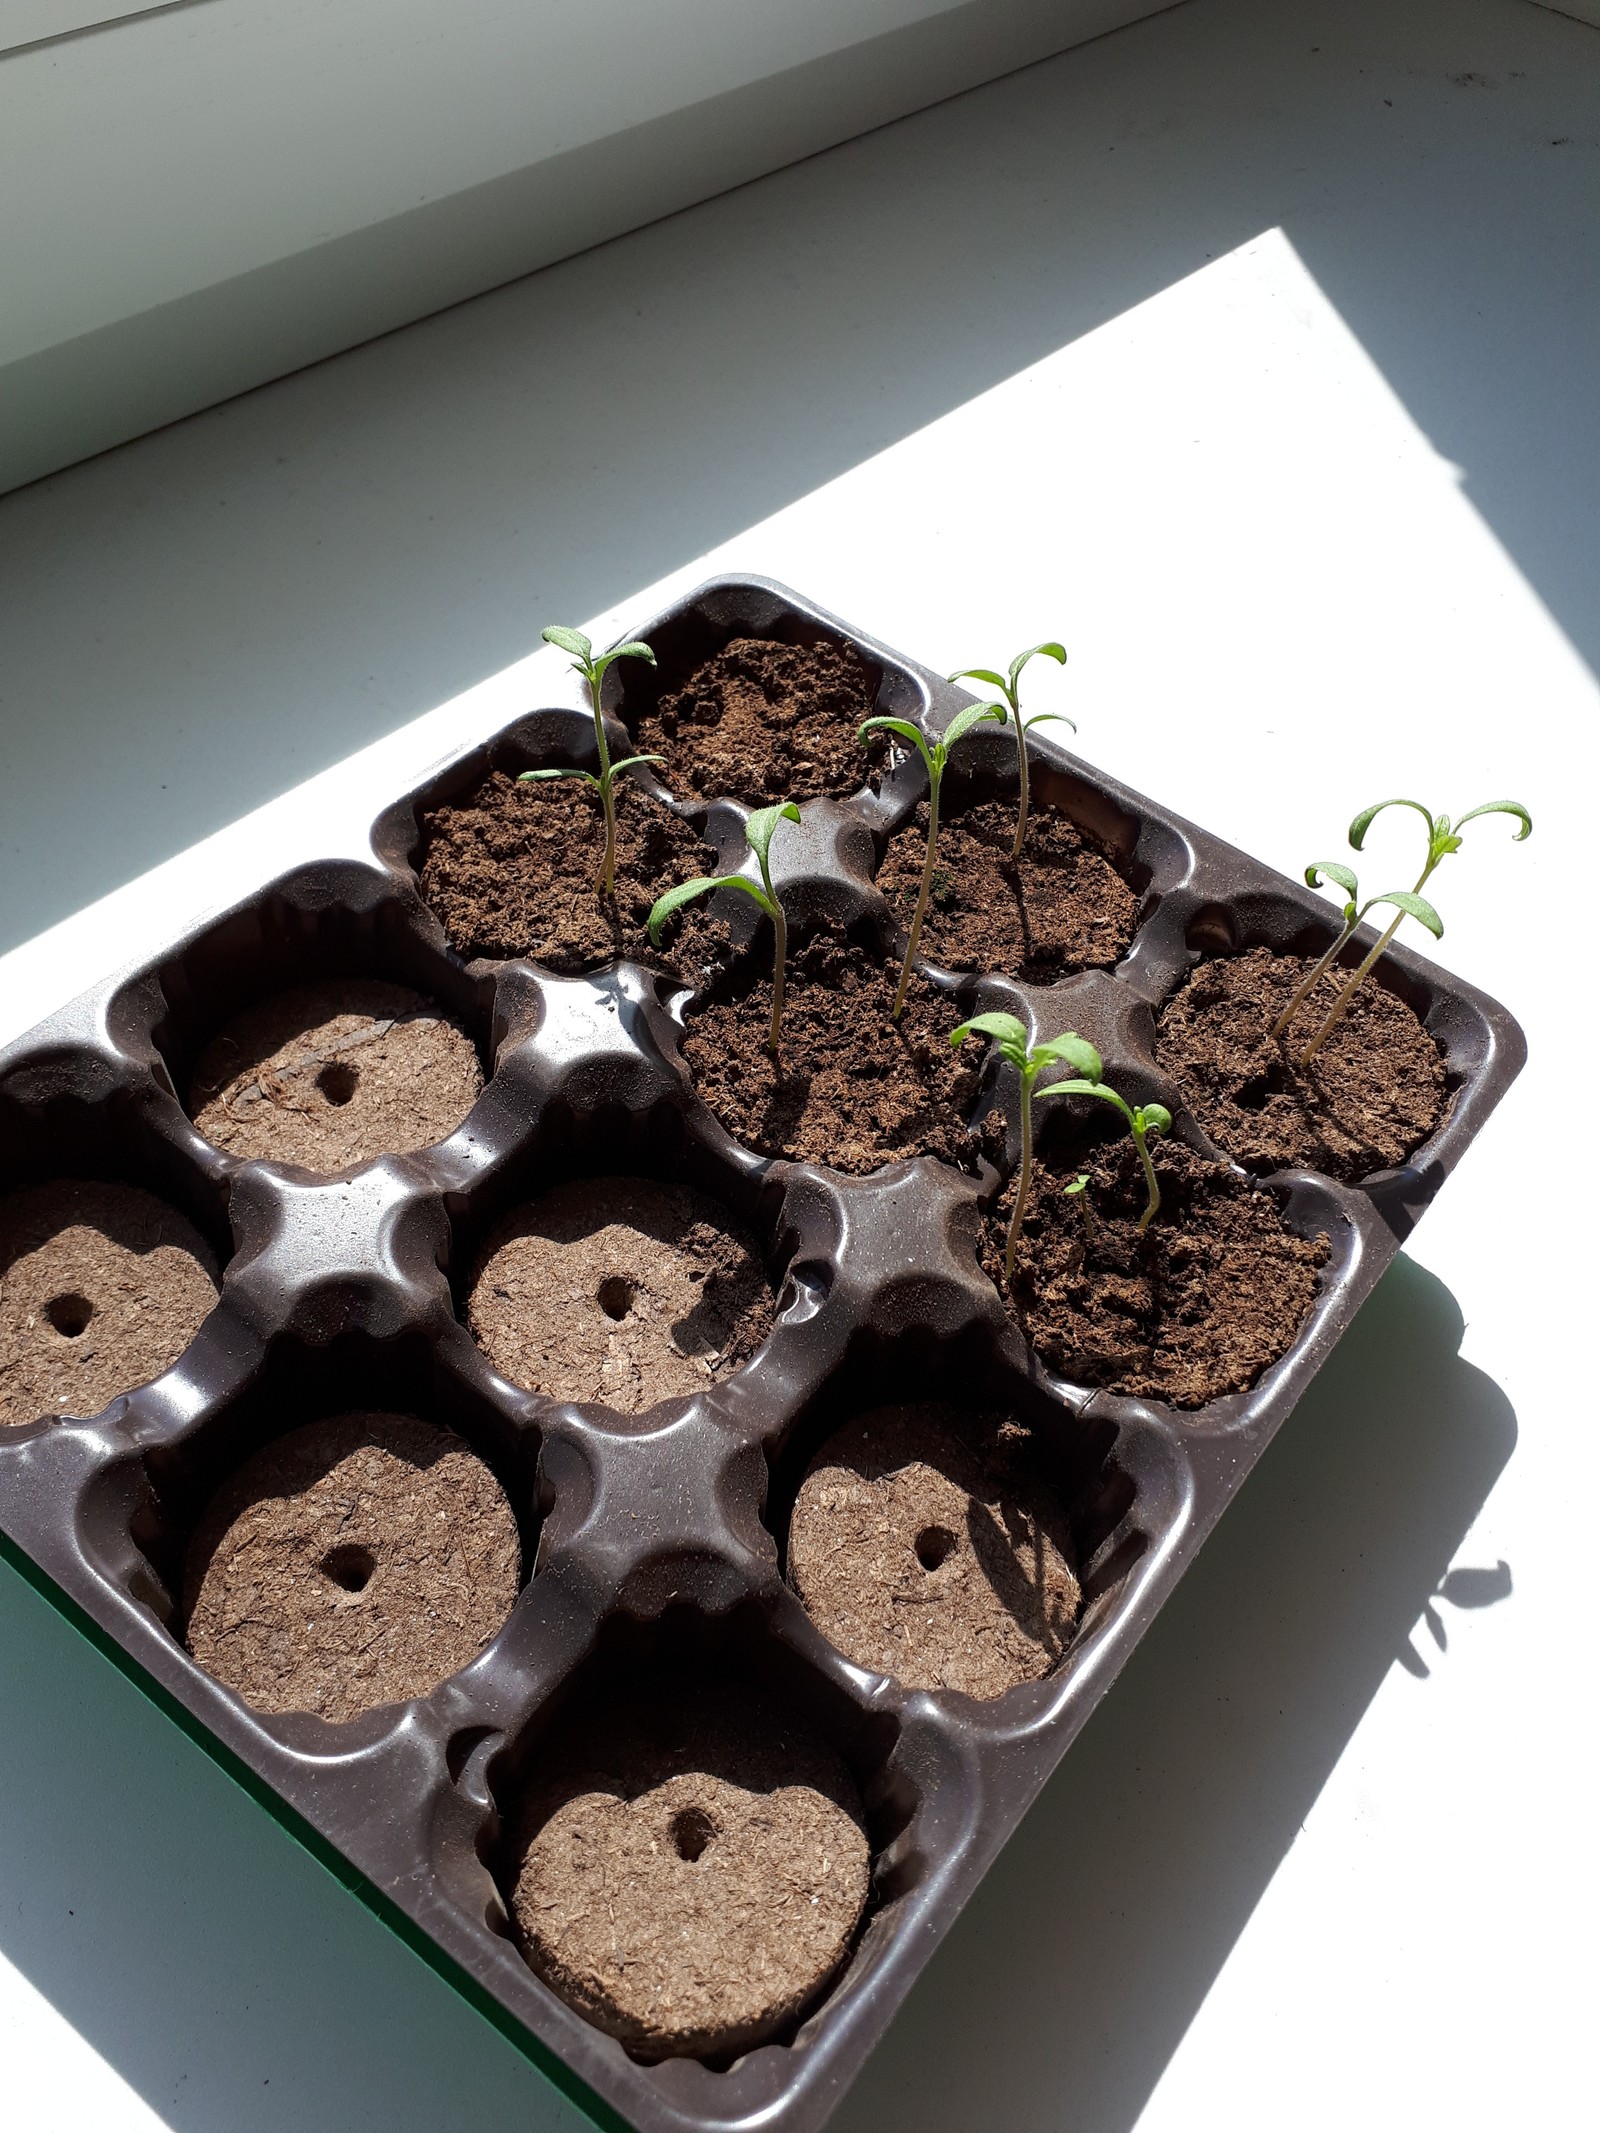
[1010,694,1029,861]
[768,896,788,1058]
[589,664,617,898]
[892,772,941,1020]
[1133,1123,1161,1232]
[1298,851,1439,1066]
[1269,915,1359,1039]
[1004,1071,1035,1285]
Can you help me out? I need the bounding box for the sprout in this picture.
[950,1013,1172,1284]
[522,625,659,900]
[648,803,802,1057]
[1294,797,1531,1066]
[947,643,1073,860]
[859,702,1006,1019]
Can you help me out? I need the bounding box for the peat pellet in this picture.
[185,1411,520,1724]
[788,1404,1081,1698]
[509,1691,870,2058]
[466,1177,773,1412]
[0,1180,219,1427]
[1156,945,1445,1180]
[188,979,482,1173]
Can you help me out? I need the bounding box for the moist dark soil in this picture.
[1156,946,1446,1180]
[465,1177,774,1413]
[680,932,982,1175]
[0,1181,219,1427]
[184,1410,520,1724]
[986,1132,1329,1408]
[189,979,483,1173]
[877,798,1139,982]
[417,771,724,976]
[635,637,879,806]
[788,1403,1080,1699]
[507,1681,870,2059]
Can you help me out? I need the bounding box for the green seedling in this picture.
[648,803,801,1057]
[1293,797,1531,1066]
[1267,862,1441,1041]
[521,625,660,899]
[950,1013,1171,1284]
[858,702,1006,1018]
[947,642,1073,861]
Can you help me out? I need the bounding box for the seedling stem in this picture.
[858,703,1005,1017]
[647,803,802,1056]
[947,643,1073,860]
[523,625,659,898]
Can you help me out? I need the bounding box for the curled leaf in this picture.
[646,872,771,946]
[1305,859,1359,899]
[1365,888,1444,939]
[949,1011,1030,1069]
[744,801,802,873]
[1035,1031,1102,1079]
[1454,798,1532,841]
[1348,797,1433,850]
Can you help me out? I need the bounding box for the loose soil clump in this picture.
[185,1410,520,1724]
[635,637,878,806]
[788,1403,1080,1698]
[466,1177,774,1412]
[877,798,1138,981]
[189,979,483,1172]
[987,1131,1329,1407]
[1156,945,1446,1180]
[417,771,720,974]
[0,1180,219,1427]
[680,932,981,1175]
[507,1683,870,2059]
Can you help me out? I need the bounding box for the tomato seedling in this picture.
[859,701,1006,1018]
[522,625,660,900]
[947,643,1073,861]
[648,803,802,1057]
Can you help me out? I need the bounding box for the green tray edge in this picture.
[0,1524,632,2133]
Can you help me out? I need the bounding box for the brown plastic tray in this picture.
[0,576,1525,2133]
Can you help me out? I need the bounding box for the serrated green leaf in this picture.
[948,1011,1030,1068]
[1034,1031,1102,1079]
[1454,798,1532,841]
[939,703,1007,751]
[745,801,802,872]
[1305,860,1359,898]
[1348,797,1433,849]
[542,625,592,660]
[1367,888,1444,938]
[1008,641,1068,686]
[518,766,599,789]
[858,714,928,758]
[647,872,771,946]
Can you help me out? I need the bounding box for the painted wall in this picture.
[0,0,1182,492]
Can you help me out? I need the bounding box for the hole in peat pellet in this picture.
[320,1543,377,1594]
[596,1276,634,1322]
[44,1292,95,1339]
[670,1806,716,1863]
[316,1060,360,1107]
[914,1524,959,1572]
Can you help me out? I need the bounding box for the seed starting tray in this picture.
[0,577,1526,2133]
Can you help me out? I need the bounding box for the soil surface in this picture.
[189,979,483,1173]
[987,1132,1329,1408]
[681,932,982,1175]
[417,770,721,974]
[877,798,1139,982]
[0,1181,219,1427]
[788,1404,1080,1698]
[508,1683,870,2059]
[1156,946,1446,1180]
[636,637,878,806]
[466,1177,774,1412]
[185,1410,520,1724]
